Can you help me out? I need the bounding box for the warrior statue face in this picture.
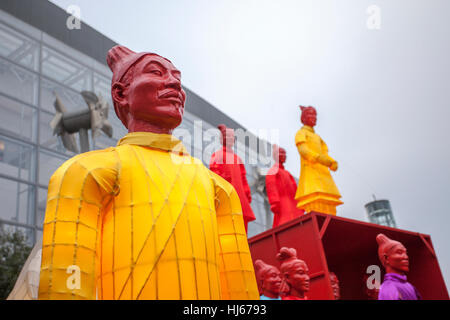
[300,106,317,127]
[278,148,287,164]
[272,145,286,165]
[376,233,409,275]
[110,48,186,134]
[384,243,410,274]
[284,261,310,293]
[254,259,282,298]
[277,247,310,298]
[218,125,235,149]
[261,266,282,296]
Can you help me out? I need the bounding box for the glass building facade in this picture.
[0,3,276,244]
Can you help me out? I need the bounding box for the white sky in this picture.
[51,0,450,289]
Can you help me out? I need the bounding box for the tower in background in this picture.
[365,197,397,228]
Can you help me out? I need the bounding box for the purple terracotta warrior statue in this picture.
[376,233,421,300]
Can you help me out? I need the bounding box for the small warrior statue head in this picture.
[272,144,287,165]
[276,247,310,300]
[107,45,186,134]
[299,105,317,127]
[254,260,282,300]
[376,233,409,275]
[218,124,235,150]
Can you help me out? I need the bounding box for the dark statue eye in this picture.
[150,70,162,76]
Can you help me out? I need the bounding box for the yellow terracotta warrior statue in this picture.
[38,46,259,300]
[294,106,343,215]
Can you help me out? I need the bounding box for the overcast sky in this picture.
[50,0,450,288]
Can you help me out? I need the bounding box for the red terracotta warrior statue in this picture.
[210,124,255,233]
[254,260,282,300]
[276,247,310,300]
[376,233,421,300]
[266,144,304,228]
[329,272,340,300]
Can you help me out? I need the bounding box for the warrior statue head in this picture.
[299,105,317,127]
[254,260,282,299]
[376,233,409,275]
[276,247,310,299]
[107,45,186,134]
[272,144,286,165]
[218,124,235,149]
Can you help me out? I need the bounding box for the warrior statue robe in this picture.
[266,163,304,228]
[209,147,255,233]
[295,125,342,215]
[38,132,259,300]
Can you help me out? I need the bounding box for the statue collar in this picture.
[384,273,408,283]
[302,125,315,133]
[117,131,189,155]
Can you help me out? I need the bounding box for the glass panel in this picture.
[39,110,78,156]
[39,77,86,113]
[38,150,69,186]
[0,135,35,182]
[0,94,36,141]
[93,134,118,150]
[0,58,38,105]
[93,60,112,79]
[106,107,127,141]
[35,228,42,243]
[92,73,127,142]
[41,46,92,92]
[37,188,48,228]
[0,177,34,226]
[179,118,194,133]
[245,163,257,187]
[93,73,111,102]
[94,73,146,142]
[0,22,39,71]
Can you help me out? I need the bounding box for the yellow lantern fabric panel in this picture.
[38,132,259,300]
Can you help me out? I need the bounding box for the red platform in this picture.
[248,212,449,300]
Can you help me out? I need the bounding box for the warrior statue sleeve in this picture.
[39,149,119,300]
[320,138,335,165]
[239,162,252,202]
[265,173,280,213]
[210,171,259,300]
[289,173,298,191]
[209,154,222,177]
[295,130,319,163]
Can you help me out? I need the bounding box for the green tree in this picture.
[0,226,32,299]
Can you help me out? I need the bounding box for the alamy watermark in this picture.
[366,265,381,289]
[169,120,280,168]
[66,265,81,290]
[367,5,381,30]
[66,5,81,30]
